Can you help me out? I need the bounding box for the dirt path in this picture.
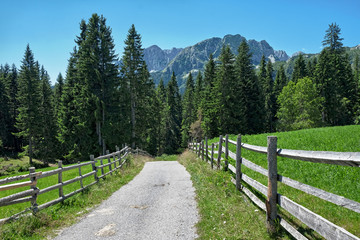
[54,161,199,240]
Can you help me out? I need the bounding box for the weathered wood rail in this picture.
[0,146,135,224]
[189,135,360,240]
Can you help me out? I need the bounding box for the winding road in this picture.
[54,161,199,240]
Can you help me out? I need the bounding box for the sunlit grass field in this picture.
[205,125,360,238]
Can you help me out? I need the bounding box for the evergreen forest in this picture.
[1,15,359,164]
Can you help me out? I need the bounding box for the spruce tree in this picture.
[53,73,64,119]
[258,55,267,90]
[120,24,150,150]
[181,72,195,146]
[201,54,219,138]
[235,41,264,134]
[38,66,57,161]
[292,54,307,83]
[264,61,276,132]
[0,69,10,152]
[217,45,240,134]
[194,72,204,113]
[164,72,182,154]
[15,45,41,164]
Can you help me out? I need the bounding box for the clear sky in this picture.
[1,0,359,84]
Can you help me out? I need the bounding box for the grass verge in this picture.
[178,150,292,240]
[0,155,151,240]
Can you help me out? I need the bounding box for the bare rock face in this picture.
[143,45,182,71]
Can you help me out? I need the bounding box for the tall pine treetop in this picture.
[322,23,344,52]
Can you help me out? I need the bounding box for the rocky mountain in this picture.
[143,45,183,72]
[144,34,289,90]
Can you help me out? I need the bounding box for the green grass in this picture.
[0,156,48,176]
[178,151,292,239]
[205,125,360,238]
[0,155,151,239]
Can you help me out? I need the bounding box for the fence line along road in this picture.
[189,134,360,240]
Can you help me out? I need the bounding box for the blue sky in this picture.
[1,0,359,84]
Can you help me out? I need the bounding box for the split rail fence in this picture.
[189,135,360,240]
[0,146,136,224]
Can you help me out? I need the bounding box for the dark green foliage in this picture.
[38,67,57,162]
[291,54,307,83]
[194,72,204,112]
[315,23,357,126]
[15,45,42,164]
[164,72,182,154]
[235,41,264,134]
[263,61,276,132]
[322,23,343,52]
[181,72,195,146]
[217,45,241,134]
[0,68,10,153]
[53,73,64,120]
[201,54,220,138]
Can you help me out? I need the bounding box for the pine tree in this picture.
[181,72,195,146]
[217,45,240,134]
[235,41,264,134]
[258,55,267,90]
[292,54,307,83]
[53,73,64,119]
[120,24,150,150]
[264,61,276,132]
[38,66,57,162]
[164,72,182,154]
[156,79,167,154]
[194,72,204,113]
[315,23,357,125]
[15,45,41,164]
[201,54,219,138]
[0,68,10,152]
[77,14,119,155]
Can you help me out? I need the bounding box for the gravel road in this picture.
[54,161,199,240]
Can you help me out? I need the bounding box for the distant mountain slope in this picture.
[144,34,289,90]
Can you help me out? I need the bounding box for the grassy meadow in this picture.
[203,125,360,238]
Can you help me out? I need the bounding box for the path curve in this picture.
[54,161,199,240]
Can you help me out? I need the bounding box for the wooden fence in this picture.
[189,135,360,240]
[0,146,135,224]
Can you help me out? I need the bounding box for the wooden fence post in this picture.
[217,135,223,170]
[224,134,229,171]
[91,155,98,182]
[211,143,214,169]
[266,136,278,233]
[116,146,121,166]
[195,141,198,155]
[236,134,242,190]
[29,167,38,214]
[100,158,105,177]
[106,150,112,175]
[113,155,117,170]
[205,137,208,162]
[58,161,63,198]
[198,140,201,158]
[78,161,83,189]
[201,140,204,161]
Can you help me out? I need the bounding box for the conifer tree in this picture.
[235,41,264,134]
[194,72,204,113]
[264,61,276,132]
[201,54,219,138]
[258,55,267,90]
[217,45,240,134]
[53,73,64,119]
[181,72,195,146]
[15,45,41,164]
[315,23,357,125]
[120,24,150,150]
[164,72,182,154]
[292,54,307,83]
[38,66,57,161]
[0,70,10,152]
[156,79,167,154]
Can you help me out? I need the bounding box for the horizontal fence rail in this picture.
[0,145,144,224]
[188,135,360,240]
